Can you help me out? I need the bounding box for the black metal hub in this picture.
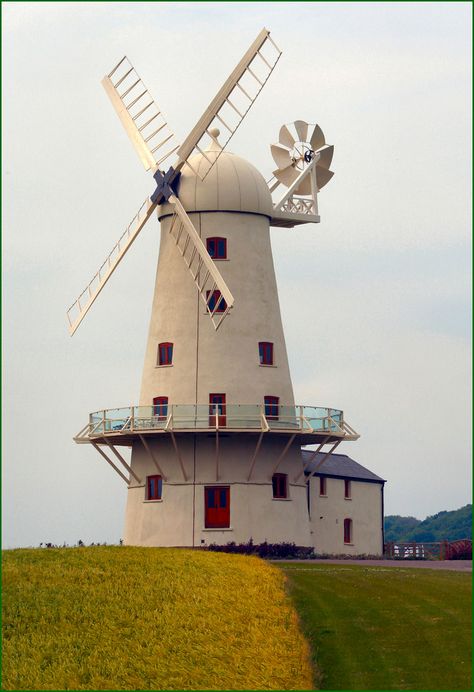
[151,167,181,205]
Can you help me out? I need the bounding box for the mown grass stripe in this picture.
[281,564,471,691]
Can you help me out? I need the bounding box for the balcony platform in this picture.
[74,403,359,447]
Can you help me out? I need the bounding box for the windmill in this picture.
[70,28,359,547]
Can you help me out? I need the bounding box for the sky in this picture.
[3,1,471,548]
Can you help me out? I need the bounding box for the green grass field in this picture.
[2,547,313,690]
[281,562,472,691]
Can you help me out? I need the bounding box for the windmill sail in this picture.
[67,199,157,335]
[168,196,234,330]
[174,28,281,180]
[102,56,179,171]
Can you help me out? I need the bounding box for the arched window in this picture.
[344,518,353,544]
[206,237,227,259]
[259,342,274,365]
[153,396,168,418]
[272,473,288,499]
[158,342,173,366]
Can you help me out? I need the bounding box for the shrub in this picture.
[205,539,316,559]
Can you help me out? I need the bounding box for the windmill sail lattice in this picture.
[102,56,179,171]
[175,28,281,181]
[67,199,157,335]
[168,196,234,330]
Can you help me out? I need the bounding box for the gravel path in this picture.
[277,559,472,571]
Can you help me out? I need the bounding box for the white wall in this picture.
[124,435,312,547]
[309,475,384,556]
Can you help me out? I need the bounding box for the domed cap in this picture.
[158,132,273,219]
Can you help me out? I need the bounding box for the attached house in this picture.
[303,451,386,556]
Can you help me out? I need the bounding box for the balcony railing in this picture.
[87,404,351,436]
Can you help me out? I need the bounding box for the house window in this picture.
[146,475,162,501]
[259,342,274,365]
[272,473,288,499]
[205,486,230,528]
[209,393,226,426]
[344,518,353,544]
[158,342,173,366]
[153,396,168,418]
[344,480,352,499]
[264,395,279,420]
[319,477,327,496]
[206,290,227,313]
[207,237,227,259]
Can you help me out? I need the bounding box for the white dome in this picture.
[158,147,273,219]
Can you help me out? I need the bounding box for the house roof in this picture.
[301,450,386,484]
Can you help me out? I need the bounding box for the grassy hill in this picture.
[385,504,472,542]
[2,547,313,691]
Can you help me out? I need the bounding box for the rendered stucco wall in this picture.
[124,436,312,547]
[139,210,294,408]
[309,476,384,556]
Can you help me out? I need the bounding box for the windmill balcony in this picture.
[75,404,359,446]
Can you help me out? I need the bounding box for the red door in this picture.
[209,393,226,427]
[205,486,230,528]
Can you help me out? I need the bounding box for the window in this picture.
[344,480,352,499]
[206,237,227,259]
[344,518,353,544]
[264,395,279,420]
[146,475,162,501]
[319,477,327,496]
[158,342,173,366]
[209,393,226,426]
[259,341,274,365]
[206,290,227,313]
[153,396,168,418]
[205,486,230,528]
[272,473,288,499]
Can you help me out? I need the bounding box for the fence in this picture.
[384,539,472,560]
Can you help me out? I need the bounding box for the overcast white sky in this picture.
[3,1,471,548]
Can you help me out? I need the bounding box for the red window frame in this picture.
[209,393,226,426]
[146,475,162,501]
[344,479,352,499]
[205,486,230,528]
[259,341,274,365]
[158,342,173,366]
[344,518,352,544]
[153,396,168,419]
[206,290,227,314]
[319,476,327,496]
[264,395,279,420]
[206,237,227,260]
[272,473,288,499]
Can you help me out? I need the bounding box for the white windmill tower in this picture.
[69,29,359,547]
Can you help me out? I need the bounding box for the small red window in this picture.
[319,477,327,496]
[259,342,274,365]
[344,518,353,544]
[153,396,168,418]
[264,396,279,420]
[207,237,227,259]
[272,473,288,499]
[146,475,162,501]
[158,342,173,365]
[206,290,227,314]
[344,480,351,499]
